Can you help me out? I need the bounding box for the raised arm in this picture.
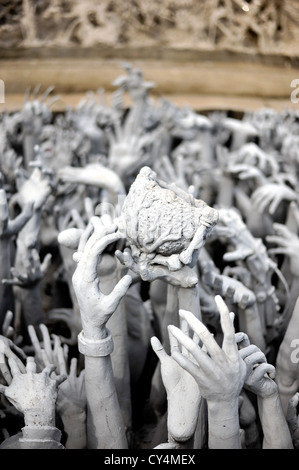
[169,295,247,449]
[71,216,132,449]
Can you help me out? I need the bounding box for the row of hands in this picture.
[1,217,298,447]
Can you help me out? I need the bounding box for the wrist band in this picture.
[78,329,114,357]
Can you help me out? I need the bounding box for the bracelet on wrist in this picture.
[78,329,114,357]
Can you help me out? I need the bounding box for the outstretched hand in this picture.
[72,216,132,339]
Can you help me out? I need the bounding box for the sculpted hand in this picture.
[151,318,201,443]
[72,216,132,339]
[0,335,27,385]
[267,223,299,277]
[169,296,247,403]
[201,261,256,308]
[251,183,297,215]
[235,332,276,398]
[15,166,53,211]
[0,356,66,427]
[3,249,52,288]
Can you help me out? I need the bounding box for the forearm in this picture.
[78,326,128,449]
[257,393,293,449]
[0,240,15,327]
[207,399,241,449]
[59,408,87,449]
[239,303,266,353]
[178,283,201,320]
[84,355,128,449]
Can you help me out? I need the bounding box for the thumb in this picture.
[105,274,132,312]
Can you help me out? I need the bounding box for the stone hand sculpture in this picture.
[169,295,247,449]
[27,323,87,449]
[71,215,132,449]
[0,355,66,449]
[236,332,293,449]
[150,321,202,447]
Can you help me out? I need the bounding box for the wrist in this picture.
[24,407,56,428]
[207,398,240,441]
[59,406,86,424]
[81,323,108,341]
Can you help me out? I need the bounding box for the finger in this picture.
[26,356,37,374]
[150,336,168,362]
[168,324,212,371]
[250,362,276,381]
[84,197,94,221]
[40,253,52,274]
[63,344,69,363]
[8,357,21,376]
[0,353,12,385]
[2,310,13,335]
[82,232,121,272]
[90,216,107,233]
[223,247,252,262]
[243,350,267,368]
[33,84,41,99]
[266,234,288,246]
[77,221,94,254]
[39,324,53,361]
[272,223,292,238]
[28,325,43,363]
[290,201,299,228]
[178,309,223,361]
[267,248,289,257]
[167,327,180,355]
[179,317,190,356]
[10,267,28,283]
[56,345,67,376]
[70,209,86,230]
[41,349,51,367]
[69,357,78,378]
[56,374,67,387]
[43,364,57,378]
[213,275,224,295]
[235,332,250,349]
[115,249,125,265]
[172,350,200,380]
[104,274,132,311]
[40,85,55,103]
[239,344,264,361]
[214,295,238,357]
[269,195,283,214]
